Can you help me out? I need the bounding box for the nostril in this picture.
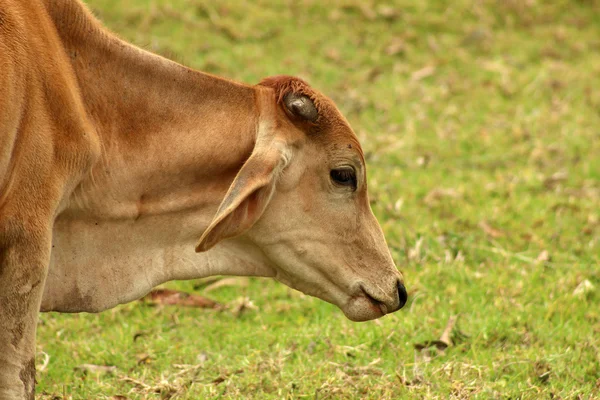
[397,281,408,309]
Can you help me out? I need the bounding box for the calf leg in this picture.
[0,220,51,400]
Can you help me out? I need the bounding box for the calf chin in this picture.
[343,297,388,322]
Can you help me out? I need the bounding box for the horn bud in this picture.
[284,93,318,122]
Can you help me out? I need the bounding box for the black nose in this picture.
[397,281,408,309]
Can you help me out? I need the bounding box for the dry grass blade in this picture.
[192,277,222,290]
[37,351,51,372]
[414,315,464,353]
[120,376,177,398]
[424,187,460,205]
[120,375,189,399]
[411,65,436,81]
[329,358,384,377]
[75,364,117,374]
[212,368,244,385]
[439,315,457,347]
[203,277,249,293]
[479,220,506,238]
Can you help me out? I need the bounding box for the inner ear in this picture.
[284,93,318,122]
[195,144,287,252]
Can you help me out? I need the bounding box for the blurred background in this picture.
[39,0,599,398]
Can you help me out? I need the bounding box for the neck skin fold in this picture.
[40,0,278,312]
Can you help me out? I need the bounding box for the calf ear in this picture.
[195,144,288,252]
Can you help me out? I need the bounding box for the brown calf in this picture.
[0,0,407,398]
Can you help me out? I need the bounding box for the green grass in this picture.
[38,0,600,398]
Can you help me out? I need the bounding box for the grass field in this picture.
[37,0,600,398]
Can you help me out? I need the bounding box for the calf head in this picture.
[196,76,406,321]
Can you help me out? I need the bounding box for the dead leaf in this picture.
[112,396,129,400]
[411,65,436,81]
[424,187,459,205]
[203,277,249,293]
[376,5,399,20]
[365,67,383,82]
[328,9,342,22]
[143,289,219,308]
[479,221,505,238]
[535,250,551,263]
[120,376,178,397]
[340,4,377,20]
[212,369,244,385]
[212,376,226,385]
[357,4,376,20]
[427,35,440,52]
[230,296,258,317]
[136,353,152,365]
[416,154,431,167]
[543,171,568,189]
[197,352,208,364]
[573,280,595,297]
[75,364,117,374]
[326,48,341,62]
[414,315,467,356]
[385,37,405,56]
[461,28,491,46]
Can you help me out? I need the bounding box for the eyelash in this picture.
[330,168,357,190]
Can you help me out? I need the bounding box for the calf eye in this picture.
[330,168,357,190]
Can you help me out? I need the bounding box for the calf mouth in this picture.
[359,285,388,316]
